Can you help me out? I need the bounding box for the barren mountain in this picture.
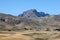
[0,9,60,31]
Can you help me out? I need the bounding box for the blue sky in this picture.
[0,0,60,16]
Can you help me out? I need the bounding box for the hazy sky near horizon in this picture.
[0,0,60,16]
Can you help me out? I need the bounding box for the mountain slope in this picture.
[0,13,42,31]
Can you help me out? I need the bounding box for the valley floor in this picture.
[0,30,60,40]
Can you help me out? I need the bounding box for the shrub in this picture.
[34,38,48,40]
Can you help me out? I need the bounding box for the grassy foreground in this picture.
[0,30,60,40]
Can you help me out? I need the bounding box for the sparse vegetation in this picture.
[34,38,48,40]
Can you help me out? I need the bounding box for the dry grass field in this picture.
[0,30,60,40]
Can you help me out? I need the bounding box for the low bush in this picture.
[34,38,48,40]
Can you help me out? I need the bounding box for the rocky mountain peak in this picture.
[18,9,49,18]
